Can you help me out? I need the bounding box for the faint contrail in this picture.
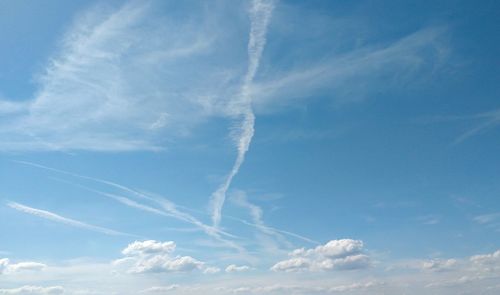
[7,201,134,237]
[210,0,275,228]
[14,160,244,251]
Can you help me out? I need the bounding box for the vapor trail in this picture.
[7,201,133,237]
[210,0,275,228]
[14,160,244,251]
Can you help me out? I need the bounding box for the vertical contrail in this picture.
[210,0,275,227]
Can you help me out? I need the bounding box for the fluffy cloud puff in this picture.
[470,249,500,271]
[0,258,46,275]
[116,240,204,274]
[271,239,370,272]
[225,264,251,273]
[122,240,176,256]
[470,250,500,265]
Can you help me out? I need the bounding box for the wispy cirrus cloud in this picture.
[453,108,500,144]
[0,1,450,153]
[0,1,233,152]
[421,108,500,144]
[473,213,500,224]
[7,201,133,237]
[15,160,318,255]
[251,26,449,111]
[228,190,315,253]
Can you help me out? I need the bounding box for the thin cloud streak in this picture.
[210,0,275,228]
[7,201,133,237]
[229,190,318,246]
[452,108,500,144]
[16,160,318,255]
[14,160,244,252]
[228,216,319,245]
[251,26,449,111]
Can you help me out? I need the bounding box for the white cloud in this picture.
[271,239,370,272]
[270,257,310,272]
[5,262,47,273]
[225,264,251,273]
[117,240,205,274]
[2,249,500,295]
[470,250,500,268]
[0,258,46,275]
[140,285,179,293]
[306,239,364,258]
[0,286,63,295]
[122,240,176,256]
[421,259,457,272]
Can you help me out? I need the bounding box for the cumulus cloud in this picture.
[271,239,370,272]
[0,258,46,275]
[225,264,251,273]
[421,259,457,272]
[116,240,205,274]
[122,240,176,256]
[0,286,63,295]
[470,250,500,269]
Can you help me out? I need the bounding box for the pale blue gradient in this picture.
[0,0,499,294]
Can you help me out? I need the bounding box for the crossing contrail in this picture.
[210,0,275,228]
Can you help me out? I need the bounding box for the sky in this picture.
[0,0,499,294]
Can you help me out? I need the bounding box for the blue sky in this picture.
[0,0,499,294]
